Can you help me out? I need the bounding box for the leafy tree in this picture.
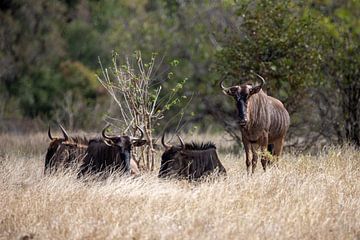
[0,0,104,127]
[0,0,66,93]
[1,0,358,149]
[216,0,324,109]
[313,0,360,146]
[213,0,326,146]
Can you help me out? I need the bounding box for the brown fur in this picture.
[44,137,88,174]
[45,125,143,176]
[222,82,290,174]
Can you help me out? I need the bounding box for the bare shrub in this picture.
[97,51,185,171]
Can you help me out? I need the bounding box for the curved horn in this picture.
[137,126,144,140]
[220,77,234,96]
[58,124,69,140]
[48,126,54,140]
[102,124,111,139]
[161,132,171,149]
[130,125,144,141]
[219,78,228,91]
[254,73,266,88]
[177,135,185,148]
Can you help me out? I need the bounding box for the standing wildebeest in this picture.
[78,125,146,177]
[45,124,87,174]
[220,73,290,174]
[158,133,226,180]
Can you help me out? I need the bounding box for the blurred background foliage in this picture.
[0,0,359,147]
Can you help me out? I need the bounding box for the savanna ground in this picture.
[0,132,359,240]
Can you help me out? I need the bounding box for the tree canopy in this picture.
[0,0,359,147]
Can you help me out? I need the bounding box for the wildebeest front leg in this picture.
[260,146,268,172]
[243,141,251,175]
[260,135,269,172]
[250,144,258,174]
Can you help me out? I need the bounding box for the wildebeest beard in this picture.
[78,139,132,177]
[236,98,247,124]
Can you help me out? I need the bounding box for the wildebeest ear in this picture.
[132,139,147,147]
[249,85,262,96]
[223,87,236,96]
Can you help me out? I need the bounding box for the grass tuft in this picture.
[0,134,359,239]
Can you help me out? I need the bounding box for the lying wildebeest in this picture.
[158,133,226,180]
[220,73,290,174]
[78,125,146,177]
[45,124,87,174]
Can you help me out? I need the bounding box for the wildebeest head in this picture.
[101,124,147,151]
[158,133,186,178]
[46,124,70,162]
[77,125,147,177]
[45,124,88,174]
[220,74,265,126]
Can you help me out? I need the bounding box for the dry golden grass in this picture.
[0,133,360,240]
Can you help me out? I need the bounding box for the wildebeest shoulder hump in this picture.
[184,141,216,151]
[70,136,89,145]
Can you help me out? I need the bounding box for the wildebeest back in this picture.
[159,141,226,180]
[182,148,226,179]
[45,137,87,174]
[79,139,130,176]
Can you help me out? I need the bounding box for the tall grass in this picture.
[0,133,359,239]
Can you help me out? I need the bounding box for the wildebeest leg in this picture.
[260,147,268,172]
[271,137,285,168]
[243,141,251,175]
[261,136,269,172]
[273,137,285,157]
[250,144,258,174]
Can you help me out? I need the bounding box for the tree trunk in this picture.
[342,84,360,146]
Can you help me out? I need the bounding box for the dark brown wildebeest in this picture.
[45,124,87,174]
[78,125,146,177]
[158,133,226,180]
[220,73,290,174]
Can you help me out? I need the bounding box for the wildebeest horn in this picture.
[219,78,228,91]
[161,132,171,149]
[177,135,185,148]
[58,124,69,140]
[102,124,111,139]
[130,126,144,142]
[254,73,266,88]
[48,126,53,140]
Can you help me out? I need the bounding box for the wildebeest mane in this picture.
[184,141,216,151]
[159,139,226,180]
[69,136,89,145]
